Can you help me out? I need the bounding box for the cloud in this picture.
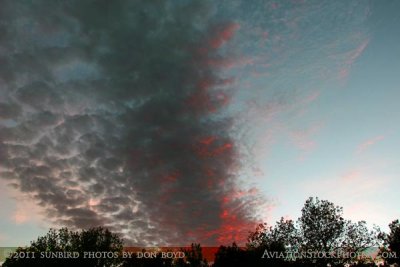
[338,39,369,80]
[0,0,375,246]
[341,170,362,182]
[288,121,323,158]
[299,168,390,226]
[0,179,47,227]
[0,0,262,246]
[13,210,28,225]
[357,135,385,154]
[208,23,240,49]
[0,103,22,119]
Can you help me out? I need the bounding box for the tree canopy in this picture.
[247,197,380,267]
[1,197,393,267]
[2,227,123,267]
[378,219,400,265]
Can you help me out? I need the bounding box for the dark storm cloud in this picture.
[0,0,260,245]
[0,102,21,119]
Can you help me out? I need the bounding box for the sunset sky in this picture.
[1,0,399,247]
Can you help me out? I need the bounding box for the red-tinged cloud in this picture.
[195,22,240,58]
[209,23,241,49]
[0,0,264,247]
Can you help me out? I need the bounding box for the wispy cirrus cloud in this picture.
[356,135,385,154]
[338,39,369,80]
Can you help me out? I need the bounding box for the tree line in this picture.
[2,197,400,267]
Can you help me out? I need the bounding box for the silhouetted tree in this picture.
[213,241,292,267]
[246,218,298,266]
[2,198,384,267]
[2,227,123,267]
[248,218,299,249]
[341,221,380,266]
[175,243,207,267]
[343,221,379,252]
[212,243,248,267]
[298,197,346,266]
[378,219,400,266]
[248,197,380,267]
[299,197,345,251]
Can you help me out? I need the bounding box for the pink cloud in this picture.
[239,90,323,163]
[338,39,369,80]
[346,39,369,65]
[0,180,48,226]
[303,90,320,104]
[291,133,316,151]
[11,197,46,225]
[289,122,323,159]
[88,198,101,207]
[341,170,362,182]
[209,23,240,49]
[13,211,28,225]
[357,135,385,154]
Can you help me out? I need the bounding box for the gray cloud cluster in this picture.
[0,0,260,245]
[0,0,374,246]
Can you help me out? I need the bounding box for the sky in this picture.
[0,0,399,247]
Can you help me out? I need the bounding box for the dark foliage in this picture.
[2,227,123,267]
[1,198,390,267]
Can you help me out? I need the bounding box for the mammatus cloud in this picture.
[0,0,262,246]
[0,0,374,246]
